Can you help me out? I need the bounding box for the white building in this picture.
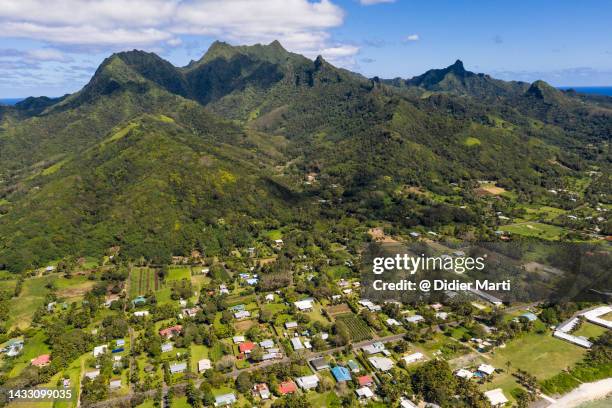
[356,387,374,399]
[294,299,313,311]
[93,345,108,357]
[368,356,394,372]
[198,359,211,372]
[484,389,509,407]
[296,375,319,390]
[402,352,424,365]
[291,337,304,350]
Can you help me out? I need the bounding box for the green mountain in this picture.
[0,41,610,272]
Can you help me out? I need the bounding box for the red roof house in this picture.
[278,380,297,395]
[31,354,51,367]
[159,325,182,338]
[239,341,256,354]
[357,375,373,387]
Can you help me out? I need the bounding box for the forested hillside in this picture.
[0,41,610,273]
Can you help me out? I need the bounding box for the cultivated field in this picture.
[335,314,372,341]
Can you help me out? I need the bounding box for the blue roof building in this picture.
[331,366,351,382]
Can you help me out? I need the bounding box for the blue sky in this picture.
[1,0,611,98]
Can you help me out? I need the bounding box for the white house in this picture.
[477,364,496,376]
[402,352,424,365]
[259,339,274,349]
[93,345,108,357]
[455,369,473,379]
[170,362,187,374]
[294,299,313,311]
[133,310,149,317]
[198,359,211,372]
[234,310,251,320]
[233,336,246,344]
[161,343,173,353]
[109,379,121,390]
[386,318,401,326]
[405,314,424,324]
[84,370,100,380]
[291,337,304,350]
[484,389,509,407]
[285,321,298,329]
[356,387,374,399]
[368,356,394,372]
[296,375,319,390]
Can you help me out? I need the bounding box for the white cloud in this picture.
[0,0,354,61]
[26,48,72,62]
[359,0,396,5]
[404,34,420,42]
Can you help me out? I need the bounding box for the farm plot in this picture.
[130,267,159,297]
[326,303,352,319]
[335,314,372,341]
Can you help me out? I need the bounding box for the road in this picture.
[88,332,409,407]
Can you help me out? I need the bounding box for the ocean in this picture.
[0,98,24,106]
[558,86,612,96]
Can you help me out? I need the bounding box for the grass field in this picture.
[166,266,191,282]
[10,276,52,328]
[9,331,50,377]
[573,322,608,339]
[500,222,566,240]
[464,137,481,146]
[482,330,587,402]
[335,314,372,341]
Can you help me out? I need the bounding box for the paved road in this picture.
[88,332,410,407]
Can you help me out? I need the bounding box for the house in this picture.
[400,397,418,408]
[405,314,424,324]
[278,381,297,395]
[386,318,401,326]
[170,362,187,374]
[262,352,282,360]
[116,339,125,347]
[230,304,246,312]
[219,284,230,295]
[358,299,381,312]
[409,232,421,238]
[214,393,237,407]
[290,337,304,350]
[84,370,100,380]
[159,325,182,338]
[402,352,424,365]
[198,359,211,372]
[310,357,330,371]
[484,389,509,407]
[93,345,108,357]
[347,360,360,373]
[31,354,51,367]
[436,312,449,320]
[331,366,351,382]
[253,383,270,399]
[296,375,319,390]
[233,336,246,344]
[285,321,298,329]
[109,379,121,390]
[369,356,394,372]
[362,342,385,355]
[133,310,149,317]
[259,339,274,349]
[455,369,473,379]
[356,387,374,399]
[520,312,538,322]
[239,342,256,354]
[265,293,275,302]
[357,375,373,387]
[161,343,173,353]
[234,310,251,320]
[477,364,496,376]
[294,299,313,311]
[273,239,284,248]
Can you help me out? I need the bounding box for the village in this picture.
[0,230,610,408]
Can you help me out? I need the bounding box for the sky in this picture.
[1,0,611,98]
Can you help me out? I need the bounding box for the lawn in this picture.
[263,229,282,240]
[9,276,52,329]
[482,330,587,401]
[9,331,50,377]
[500,222,566,240]
[573,322,608,340]
[464,137,481,146]
[190,344,210,370]
[166,266,191,282]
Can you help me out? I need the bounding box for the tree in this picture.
[235,371,253,394]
